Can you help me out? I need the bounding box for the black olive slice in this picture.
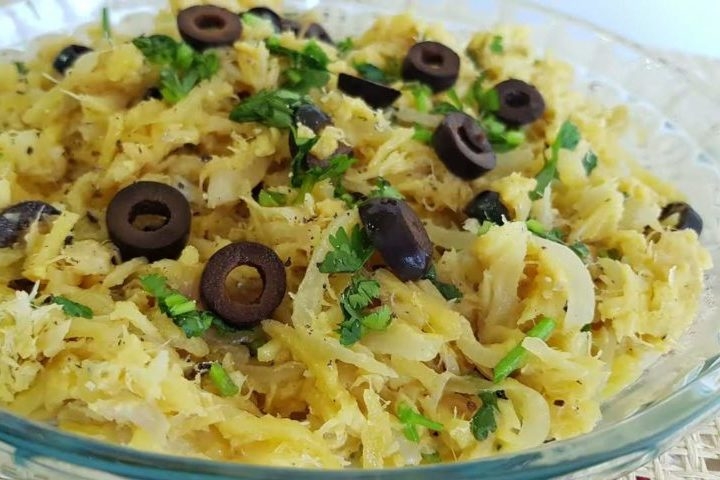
[280,18,302,35]
[245,7,284,32]
[493,79,546,127]
[303,23,333,44]
[659,202,703,235]
[177,5,243,51]
[432,112,496,180]
[465,191,510,225]
[0,201,60,248]
[294,104,332,132]
[359,198,432,281]
[200,241,287,326]
[7,278,36,293]
[337,73,401,109]
[106,181,191,262]
[52,45,92,74]
[401,41,460,93]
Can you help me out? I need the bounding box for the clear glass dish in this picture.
[0,1,719,479]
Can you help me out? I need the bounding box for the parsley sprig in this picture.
[50,295,94,319]
[367,177,403,200]
[229,89,306,130]
[470,390,506,440]
[529,120,581,200]
[141,274,225,337]
[397,402,444,442]
[338,275,392,345]
[317,224,374,274]
[265,37,330,93]
[132,35,219,103]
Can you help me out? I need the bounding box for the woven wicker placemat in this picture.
[619,51,720,480]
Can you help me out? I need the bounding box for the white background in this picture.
[533,0,720,58]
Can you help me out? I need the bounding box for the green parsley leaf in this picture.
[529,120,581,200]
[355,63,390,84]
[471,391,502,440]
[140,274,223,338]
[258,189,288,207]
[568,241,590,260]
[479,115,525,153]
[317,224,374,274]
[229,89,306,130]
[101,7,112,41]
[580,323,593,333]
[493,316,556,383]
[406,82,433,112]
[13,61,28,76]
[336,37,354,55]
[338,275,392,346]
[447,88,463,110]
[266,37,330,93]
[489,35,504,54]
[431,101,462,115]
[295,153,355,200]
[582,150,598,175]
[240,12,264,27]
[51,295,93,319]
[471,77,500,113]
[208,363,239,397]
[368,177,404,200]
[132,34,219,103]
[423,265,462,301]
[412,124,433,144]
[397,402,444,442]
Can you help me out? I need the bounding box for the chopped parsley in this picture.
[407,82,433,112]
[50,295,93,319]
[489,35,504,54]
[317,224,374,274]
[336,37,354,55]
[208,363,239,397]
[101,7,112,41]
[140,274,225,338]
[471,77,500,113]
[354,63,392,84]
[367,177,404,200]
[423,265,462,301]
[397,402,444,442]
[582,150,598,175]
[132,34,219,103]
[257,189,288,207]
[338,275,392,346]
[526,219,590,261]
[470,390,504,440]
[412,124,433,144]
[265,36,330,93]
[580,323,593,333]
[295,153,356,203]
[229,89,306,131]
[493,316,556,383]
[529,120,581,200]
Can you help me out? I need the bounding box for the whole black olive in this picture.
[177,5,243,51]
[337,73,401,109]
[303,23,333,44]
[432,112,496,180]
[0,201,60,248]
[493,79,546,127]
[200,241,287,327]
[106,181,192,262]
[401,41,460,93]
[659,202,703,235]
[52,45,92,74]
[245,6,284,32]
[359,198,433,281]
[465,191,510,225]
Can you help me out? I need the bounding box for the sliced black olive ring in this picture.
[659,202,703,235]
[401,41,460,92]
[359,198,433,281]
[0,201,60,248]
[432,112,496,180]
[493,79,546,127]
[106,181,192,262]
[200,241,287,327]
[337,73,401,109]
[465,191,511,225]
[52,45,92,74]
[177,5,243,51]
[303,23,334,44]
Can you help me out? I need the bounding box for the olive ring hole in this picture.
[129,200,171,232]
[504,90,531,108]
[458,124,485,154]
[195,14,227,31]
[224,265,265,304]
[422,50,444,68]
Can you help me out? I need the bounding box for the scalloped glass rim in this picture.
[0,0,719,479]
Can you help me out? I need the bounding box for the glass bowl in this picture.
[1,1,719,479]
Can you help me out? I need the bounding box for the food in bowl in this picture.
[0,0,711,468]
